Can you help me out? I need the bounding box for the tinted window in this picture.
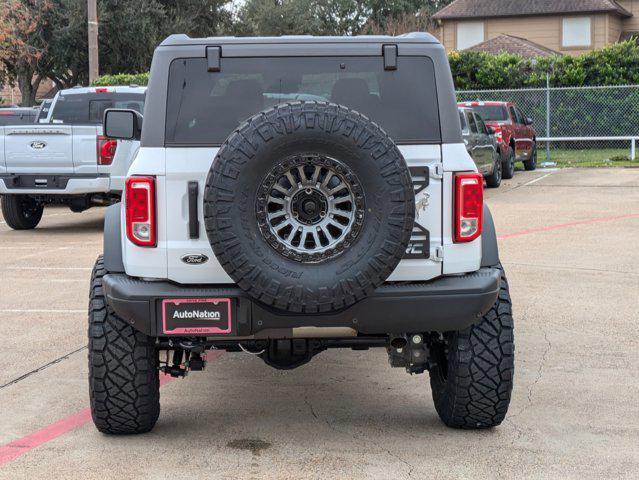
[515,107,527,124]
[36,100,53,123]
[466,111,478,133]
[166,56,441,145]
[471,105,508,122]
[509,107,518,124]
[459,110,468,131]
[474,114,488,134]
[51,93,145,124]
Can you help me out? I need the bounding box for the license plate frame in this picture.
[161,298,233,335]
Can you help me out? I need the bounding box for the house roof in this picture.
[467,34,560,58]
[433,0,632,20]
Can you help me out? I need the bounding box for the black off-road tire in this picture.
[429,265,514,429]
[502,147,515,179]
[1,195,43,230]
[88,256,160,434]
[204,101,414,314]
[485,150,502,188]
[523,143,537,171]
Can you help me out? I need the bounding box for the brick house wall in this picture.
[0,79,57,106]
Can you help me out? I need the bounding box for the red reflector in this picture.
[454,172,484,243]
[125,176,156,247]
[96,135,117,165]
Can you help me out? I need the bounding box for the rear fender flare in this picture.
[103,203,125,273]
[481,205,500,267]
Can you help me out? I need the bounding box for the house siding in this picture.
[608,13,623,42]
[618,0,639,31]
[442,13,612,55]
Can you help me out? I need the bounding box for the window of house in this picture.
[562,17,591,47]
[456,21,484,50]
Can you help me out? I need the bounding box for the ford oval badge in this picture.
[30,141,47,150]
[181,253,208,265]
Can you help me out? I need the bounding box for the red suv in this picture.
[458,101,537,178]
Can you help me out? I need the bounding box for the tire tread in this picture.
[430,265,514,429]
[88,256,160,434]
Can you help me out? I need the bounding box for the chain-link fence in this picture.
[457,85,639,166]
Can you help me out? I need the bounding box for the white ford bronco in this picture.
[91,33,514,434]
[0,86,145,229]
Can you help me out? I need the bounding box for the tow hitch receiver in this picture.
[387,334,430,374]
[160,348,207,378]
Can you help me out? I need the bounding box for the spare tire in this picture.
[204,102,414,314]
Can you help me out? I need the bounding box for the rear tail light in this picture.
[126,176,156,247]
[97,135,117,165]
[492,125,503,140]
[454,172,483,243]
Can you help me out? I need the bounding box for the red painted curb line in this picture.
[0,350,224,467]
[497,213,639,239]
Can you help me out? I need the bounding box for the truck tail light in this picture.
[454,172,483,243]
[97,135,117,165]
[126,176,156,247]
[492,125,503,140]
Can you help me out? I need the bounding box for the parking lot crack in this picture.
[528,328,551,407]
[0,346,87,390]
[303,396,320,421]
[304,396,416,477]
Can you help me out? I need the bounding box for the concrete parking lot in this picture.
[0,168,638,479]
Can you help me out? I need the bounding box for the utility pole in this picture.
[88,0,99,83]
[545,73,551,163]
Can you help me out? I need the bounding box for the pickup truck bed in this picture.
[0,86,145,229]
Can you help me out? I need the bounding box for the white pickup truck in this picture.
[0,86,146,229]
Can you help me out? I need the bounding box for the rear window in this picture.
[165,56,441,145]
[51,93,145,125]
[471,105,509,122]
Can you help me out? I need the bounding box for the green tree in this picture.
[237,0,453,36]
[97,0,165,75]
[158,0,233,38]
[44,0,89,90]
[237,0,323,36]
[0,0,54,106]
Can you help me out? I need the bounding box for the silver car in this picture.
[459,106,502,188]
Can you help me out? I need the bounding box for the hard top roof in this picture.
[159,32,439,47]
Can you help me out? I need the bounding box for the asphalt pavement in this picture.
[0,167,638,479]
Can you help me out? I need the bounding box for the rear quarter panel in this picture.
[441,142,482,274]
[121,147,168,278]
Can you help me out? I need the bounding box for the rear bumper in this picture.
[101,267,501,337]
[0,174,110,195]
